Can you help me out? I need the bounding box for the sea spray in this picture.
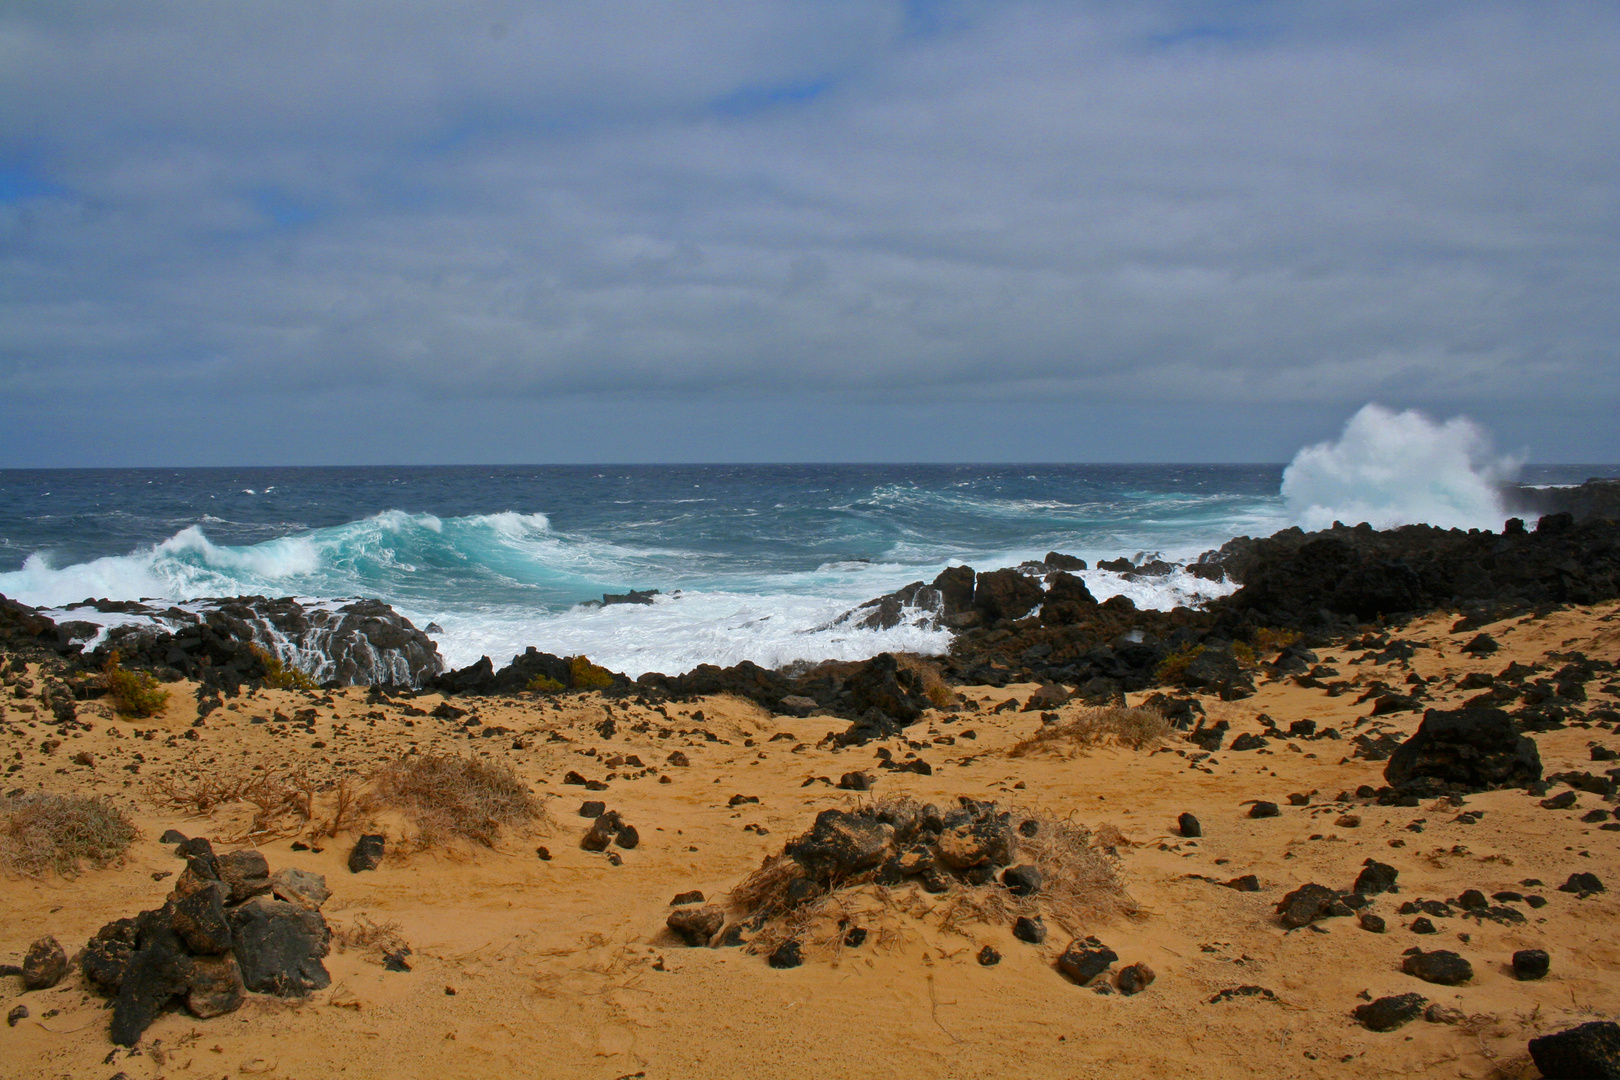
[1282,404,1521,532]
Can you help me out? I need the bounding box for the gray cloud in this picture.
[1,1,1616,462]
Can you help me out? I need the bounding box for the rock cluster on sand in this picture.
[80,836,332,1045]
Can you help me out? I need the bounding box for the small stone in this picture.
[1457,889,1488,911]
[159,829,188,844]
[670,890,705,906]
[382,950,412,973]
[535,846,551,860]
[5,1005,25,1027]
[1402,949,1473,985]
[836,772,872,791]
[1359,913,1386,933]
[1425,1003,1465,1024]
[578,800,606,818]
[1354,859,1399,896]
[614,825,640,850]
[1223,874,1260,892]
[1541,790,1579,810]
[1559,872,1605,895]
[1056,938,1118,986]
[1355,993,1427,1032]
[1230,733,1268,752]
[348,834,386,873]
[977,945,1001,966]
[21,936,67,991]
[667,906,724,947]
[1248,801,1280,819]
[1528,1021,1620,1079]
[1275,883,1347,929]
[1001,865,1042,897]
[767,940,803,969]
[1410,916,1437,934]
[1288,793,1311,806]
[1117,962,1155,996]
[581,815,620,852]
[1177,812,1202,838]
[1012,915,1046,944]
[666,751,690,767]
[843,927,867,948]
[1512,949,1550,980]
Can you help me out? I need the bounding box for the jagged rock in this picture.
[666,906,725,947]
[936,819,1015,871]
[768,940,803,969]
[1354,859,1399,896]
[21,937,66,991]
[1402,949,1473,986]
[1012,916,1046,944]
[846,653,931,726]
[110,917,189,1046]
[81,918,140,993]
[837,772,872,791]
[1560,872,1605,894]
[229,896,331,996]
[1056,938,1118,986]
[269,868,330,911]
[977,945,1001,966]
[169,877,233,955]
[1355,993,1427,1032]
[785,810,895,879]
[216,850,272,904]
[974,568,1043,622]
[1528,1021,1620,1079]
[1248,800,1280,818]
[348,834,386,873]
[1275,883,1352,929]
[1384,708,1541,793]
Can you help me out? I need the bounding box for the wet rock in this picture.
[347,834,385,873]
[1117,962,1156,996]
[666,906,724,947]
[1177,812,1202,838]
[1355,993,1427,1032]
[1513,948,1550,980]
[1001,865,1042,897]
[228,896,331,996]
[216,850,271,904]
[974,568,1043,622]
[1354,859,1399,896]
[1057,938,1118,986]
[1402,949,1473,986]
[785,810,895,879]
[977,945,1001,966]
[767,940,803,969]
[1248,801,1280,819]
[20,936,67,991]
[268,868,330,911]
[1528,1020,1620,1079]
[1013,915,1047,944]
[1275,883,1352,929]
[1383,707,1541,793]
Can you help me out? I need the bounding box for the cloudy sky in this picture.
[1,1,1616,466]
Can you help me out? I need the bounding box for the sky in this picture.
[1,1,1617,467]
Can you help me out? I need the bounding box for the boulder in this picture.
[1383,708,1541,793]
[1402,949,1473,986]
[109,918,190,1046]
[974,568,1043,622]
[784,810,895,880]
[666,906,725,947]
[21,937,67,991]
[269,868,330,911]
[179,953,246,1019]
[229,896,331,996]
[1354,859,1399,896]
[216,850,272,904]
[1528,1021,1620,1079]
[846,653,931,726]
[169,878,233,955]
[1354,993,1427,1032]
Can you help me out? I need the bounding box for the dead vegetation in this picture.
[731,799,1137,962]
[146,766,363,844]
[331,913,409,960]
[0,791,140,876]
[1007,704,1175,756]
[367,753,548,849]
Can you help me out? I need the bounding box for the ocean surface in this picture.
[0,459,1611,679]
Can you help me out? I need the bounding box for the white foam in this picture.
[1282,404,1520,532]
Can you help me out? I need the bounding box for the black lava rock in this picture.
[1177,812,1202,838]
[1249,801,1281,819]
[1354,859,1399,896]
[1513,949,1550,981]
[347,835,385,874]
[1056,938,1118,986]
[977,945,1001,966]
[1528,1021,1620,1079]
[1384,707,1541,793]
[767,940,803,969]
[1560,872,1606,895]
[1001,865,1042,897]
[1012,915,1047,944]
[1402,949,1473,986]
[1355,993,1428,1032]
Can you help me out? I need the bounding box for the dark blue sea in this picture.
[0,459,1609,677]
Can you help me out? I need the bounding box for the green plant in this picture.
[1232,641,1257,669]
[252,646,319,691]
[525,673,565,693]
[1152,643,1205,686]
[103,650,170,718]
[1251,626,1302,654]
[568,655,614,691]
[0,792,139,876]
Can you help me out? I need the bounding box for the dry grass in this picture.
[367,753,548,849]
[895,654,955,709]
[146,765,363,844]
[331,913,409,959]
[1008,704,1175,756]
[731,799,1137,961]
[0,791,139,876]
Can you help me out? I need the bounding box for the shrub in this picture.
[1232,641,1257,669]
[367,753,546,848]
[895,654,955,709]
[0,791,139,876]
[103,651,169,717]
[1152,643,1205,686]
[1008,705,1174,756]
[1251,627,1302,654]
[567,655,614,691]
[526,673,565,693]
[252,645,319,691]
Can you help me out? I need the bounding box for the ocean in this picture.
[0,458,1611,679]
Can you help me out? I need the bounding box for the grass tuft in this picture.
[525,673,565,693]
[0,791,139,876]
[1008,705,1174,756]
[1152,643,1205,685]
[367,753,547,849]
[567,655,614,690]
[251,646,319,691]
